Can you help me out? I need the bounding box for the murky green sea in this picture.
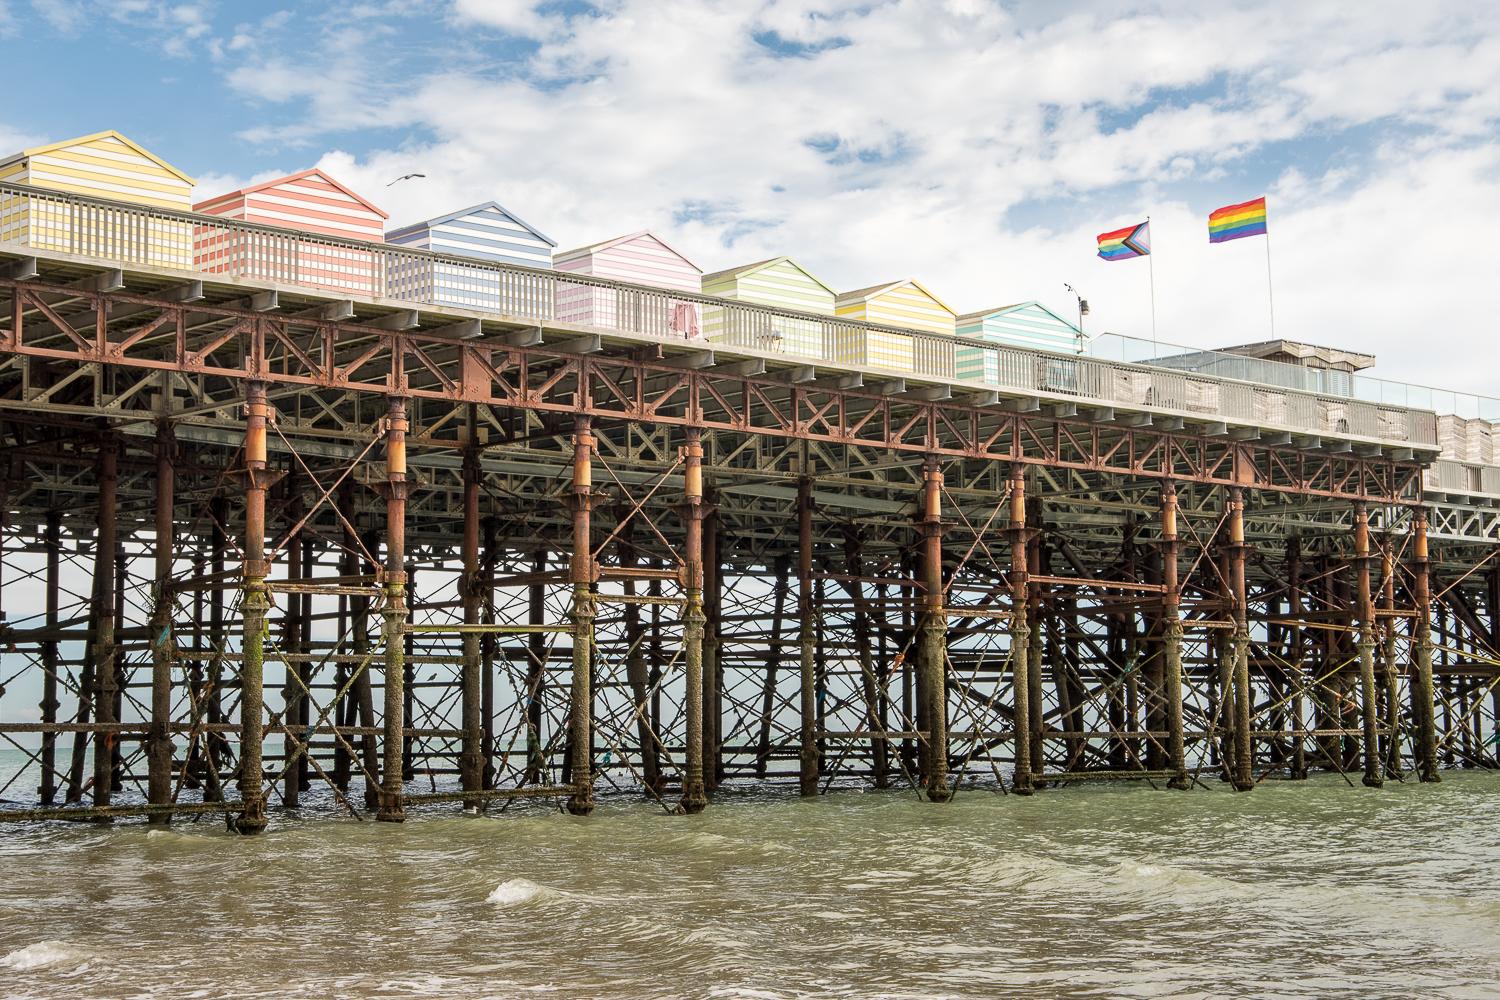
[2,772,1498,1000]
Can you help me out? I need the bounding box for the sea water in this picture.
[2,771,1498,999]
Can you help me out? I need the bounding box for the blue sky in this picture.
[1,0,1497,392]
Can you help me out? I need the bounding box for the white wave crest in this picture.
[1,940,89,972]
[487,878,547,907]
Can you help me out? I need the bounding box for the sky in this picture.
[0,0,1497,395]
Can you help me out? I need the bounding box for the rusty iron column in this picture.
[1161,483,1188,789]
[377,395,410,823]
[1009,464,1034,795]
[797,475,818,796]
[918,458,950,802]
[147,422,176,823]
[460,417,484,811]
[681,426,709,813]
[1228,487,1254,792]
[566,415,596,816]
[236,383,271,834]
[1354,503,1383,788]
[1411,509,1440,782]
[88,434,119,817]
[38,511,61,806]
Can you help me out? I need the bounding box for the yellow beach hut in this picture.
[0,130,195,269]
[832,279,957,374]
[700,256,835,358]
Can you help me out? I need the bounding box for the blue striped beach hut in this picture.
[385,201,555,312]
[955,301,1082,383]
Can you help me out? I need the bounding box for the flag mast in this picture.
[1264,212,1277,339]
[1208,196,1272,339]
[1147,214,1158,353]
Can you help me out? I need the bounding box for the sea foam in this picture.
[487,878,546,907]
[1,940,89,972]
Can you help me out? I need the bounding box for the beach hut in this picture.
[832,279,957,374]
[955,302,1082,384]
[385,201,556,313]
[554,231,703,339]
[193,168,387,296]
[0,130,195,268]
[700,256,834,357]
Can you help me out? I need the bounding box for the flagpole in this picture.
[1147,215,1158,354]
[1264,225,1277,339]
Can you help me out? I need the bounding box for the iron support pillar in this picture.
[1161,483,1188,789]
[376,396,409,823]
[566,416,596,816]
[147,421,175,823]
[1354,503,1383,788]
[1411,509,1439,782]
[681,427,709,814]
[236,383,271,834]
[918,458,950,802]
[1009,464,1034,795]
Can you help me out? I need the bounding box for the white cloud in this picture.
[206,0,1500,395]
[452,0,566,39]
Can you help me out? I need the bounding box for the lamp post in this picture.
[1064,283,1090,355]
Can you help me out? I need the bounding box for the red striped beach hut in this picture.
[193,169,388,296]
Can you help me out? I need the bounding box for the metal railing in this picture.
[1427,459,1500,498]
[0,180,1438,449]
[1093,333,1500,422]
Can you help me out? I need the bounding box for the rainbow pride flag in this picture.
[1097,221,1150,261]
[1208,197,1268,243]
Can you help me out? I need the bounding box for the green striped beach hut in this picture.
[700,256,835,358]
[955,301,1082,383]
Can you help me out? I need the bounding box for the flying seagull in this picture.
[387,173,426,186]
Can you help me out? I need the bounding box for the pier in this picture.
[0,180,1496,831]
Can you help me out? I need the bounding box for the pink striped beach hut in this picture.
[193,168,388,296]
[553,230,703,339]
